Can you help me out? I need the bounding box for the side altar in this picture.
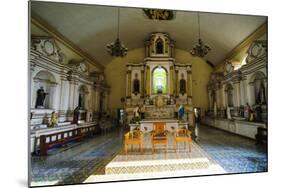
[124,33,194,127]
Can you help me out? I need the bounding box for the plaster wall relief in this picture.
[206,40,267,123]
[30,36,106,128]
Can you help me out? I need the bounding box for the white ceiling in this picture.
[31,1,267,67]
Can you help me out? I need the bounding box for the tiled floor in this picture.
[194,124,267,173]
[30,124,267,187]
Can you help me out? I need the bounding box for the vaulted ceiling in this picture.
[31,1,267,67]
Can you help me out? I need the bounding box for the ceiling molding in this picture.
[216,22,267,67]
[31,12,105,70]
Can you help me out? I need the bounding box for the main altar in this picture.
[125,33,194,127]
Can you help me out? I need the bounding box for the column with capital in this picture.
[146,66,150,95]
[58,75,69,122]
[169,66,174,96]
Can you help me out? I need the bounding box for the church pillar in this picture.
[215,86,220,108]
[248,82,255,106]
[58,75,69,122]
[145,41,150,57]
[170,42,175,58]
[233,81,241,107]
[73,83,79,109]
[175,70,179,97]
[240,79,245,106]
[49,83,59,110]
[221,84,226,108]
[94,88,100,112]
[126,70,132,98]
[146,66,150,95]
[30,63,36,108]
[169,66,174,96]
[141,70,145,97]
[68,80,76,110]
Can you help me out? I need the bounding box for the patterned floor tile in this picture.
[30,124,267,186]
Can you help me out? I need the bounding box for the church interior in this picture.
[29,1,268,187]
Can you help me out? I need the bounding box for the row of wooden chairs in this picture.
[123,123,192,154]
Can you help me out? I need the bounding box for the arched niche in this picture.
[249,71,267,105]
[155,37,164,54]
[78,85,89,109]
[33,70,57,109]
[225,84,234,107]
[152,66,168,94]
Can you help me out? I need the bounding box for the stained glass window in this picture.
[153,67,167,94]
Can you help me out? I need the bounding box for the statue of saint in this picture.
[156,38,163,54]
[179,74,186,95]
[178,105,185,120]
[245,103,254,121]
[255,105,263,122]
[35,86,48,108]
[133,105,141,122]
[258,83,266,105]
[133,73,140,95]
[49,111,58,127]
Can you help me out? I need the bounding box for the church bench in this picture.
[39,125,96,155]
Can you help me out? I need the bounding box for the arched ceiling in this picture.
[31,1,267,67]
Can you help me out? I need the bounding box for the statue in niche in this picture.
[255,105,263,122]
[78,93,84,109]
[35,86,48,108]
[133,73,140,95]
[256,82,266,105]
[179,73,186,95]
[156,38,164,54]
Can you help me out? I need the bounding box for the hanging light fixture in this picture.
[106,8,128,57]
[190,12,211,57]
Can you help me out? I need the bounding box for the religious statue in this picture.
[35,86,48,108]
[133,105,141,123]
[140,105,145,119]
[256,83,266,105]
[179,74,186,95]
[226,106,232,120]
[178,104,185,120]
[245,103,254,121]
[133,73,140,95]
[156,38,163,54]
[48,111,58,127]
[72,106,80,124]
[254,105,263,122]
[78,93,83,108]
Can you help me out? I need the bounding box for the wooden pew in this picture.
[39,125,96,155]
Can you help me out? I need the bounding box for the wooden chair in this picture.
[124,130,143,154]
[174,128,192,152]
[151,122,168,153]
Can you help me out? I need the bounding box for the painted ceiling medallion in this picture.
[143,9,175,20]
